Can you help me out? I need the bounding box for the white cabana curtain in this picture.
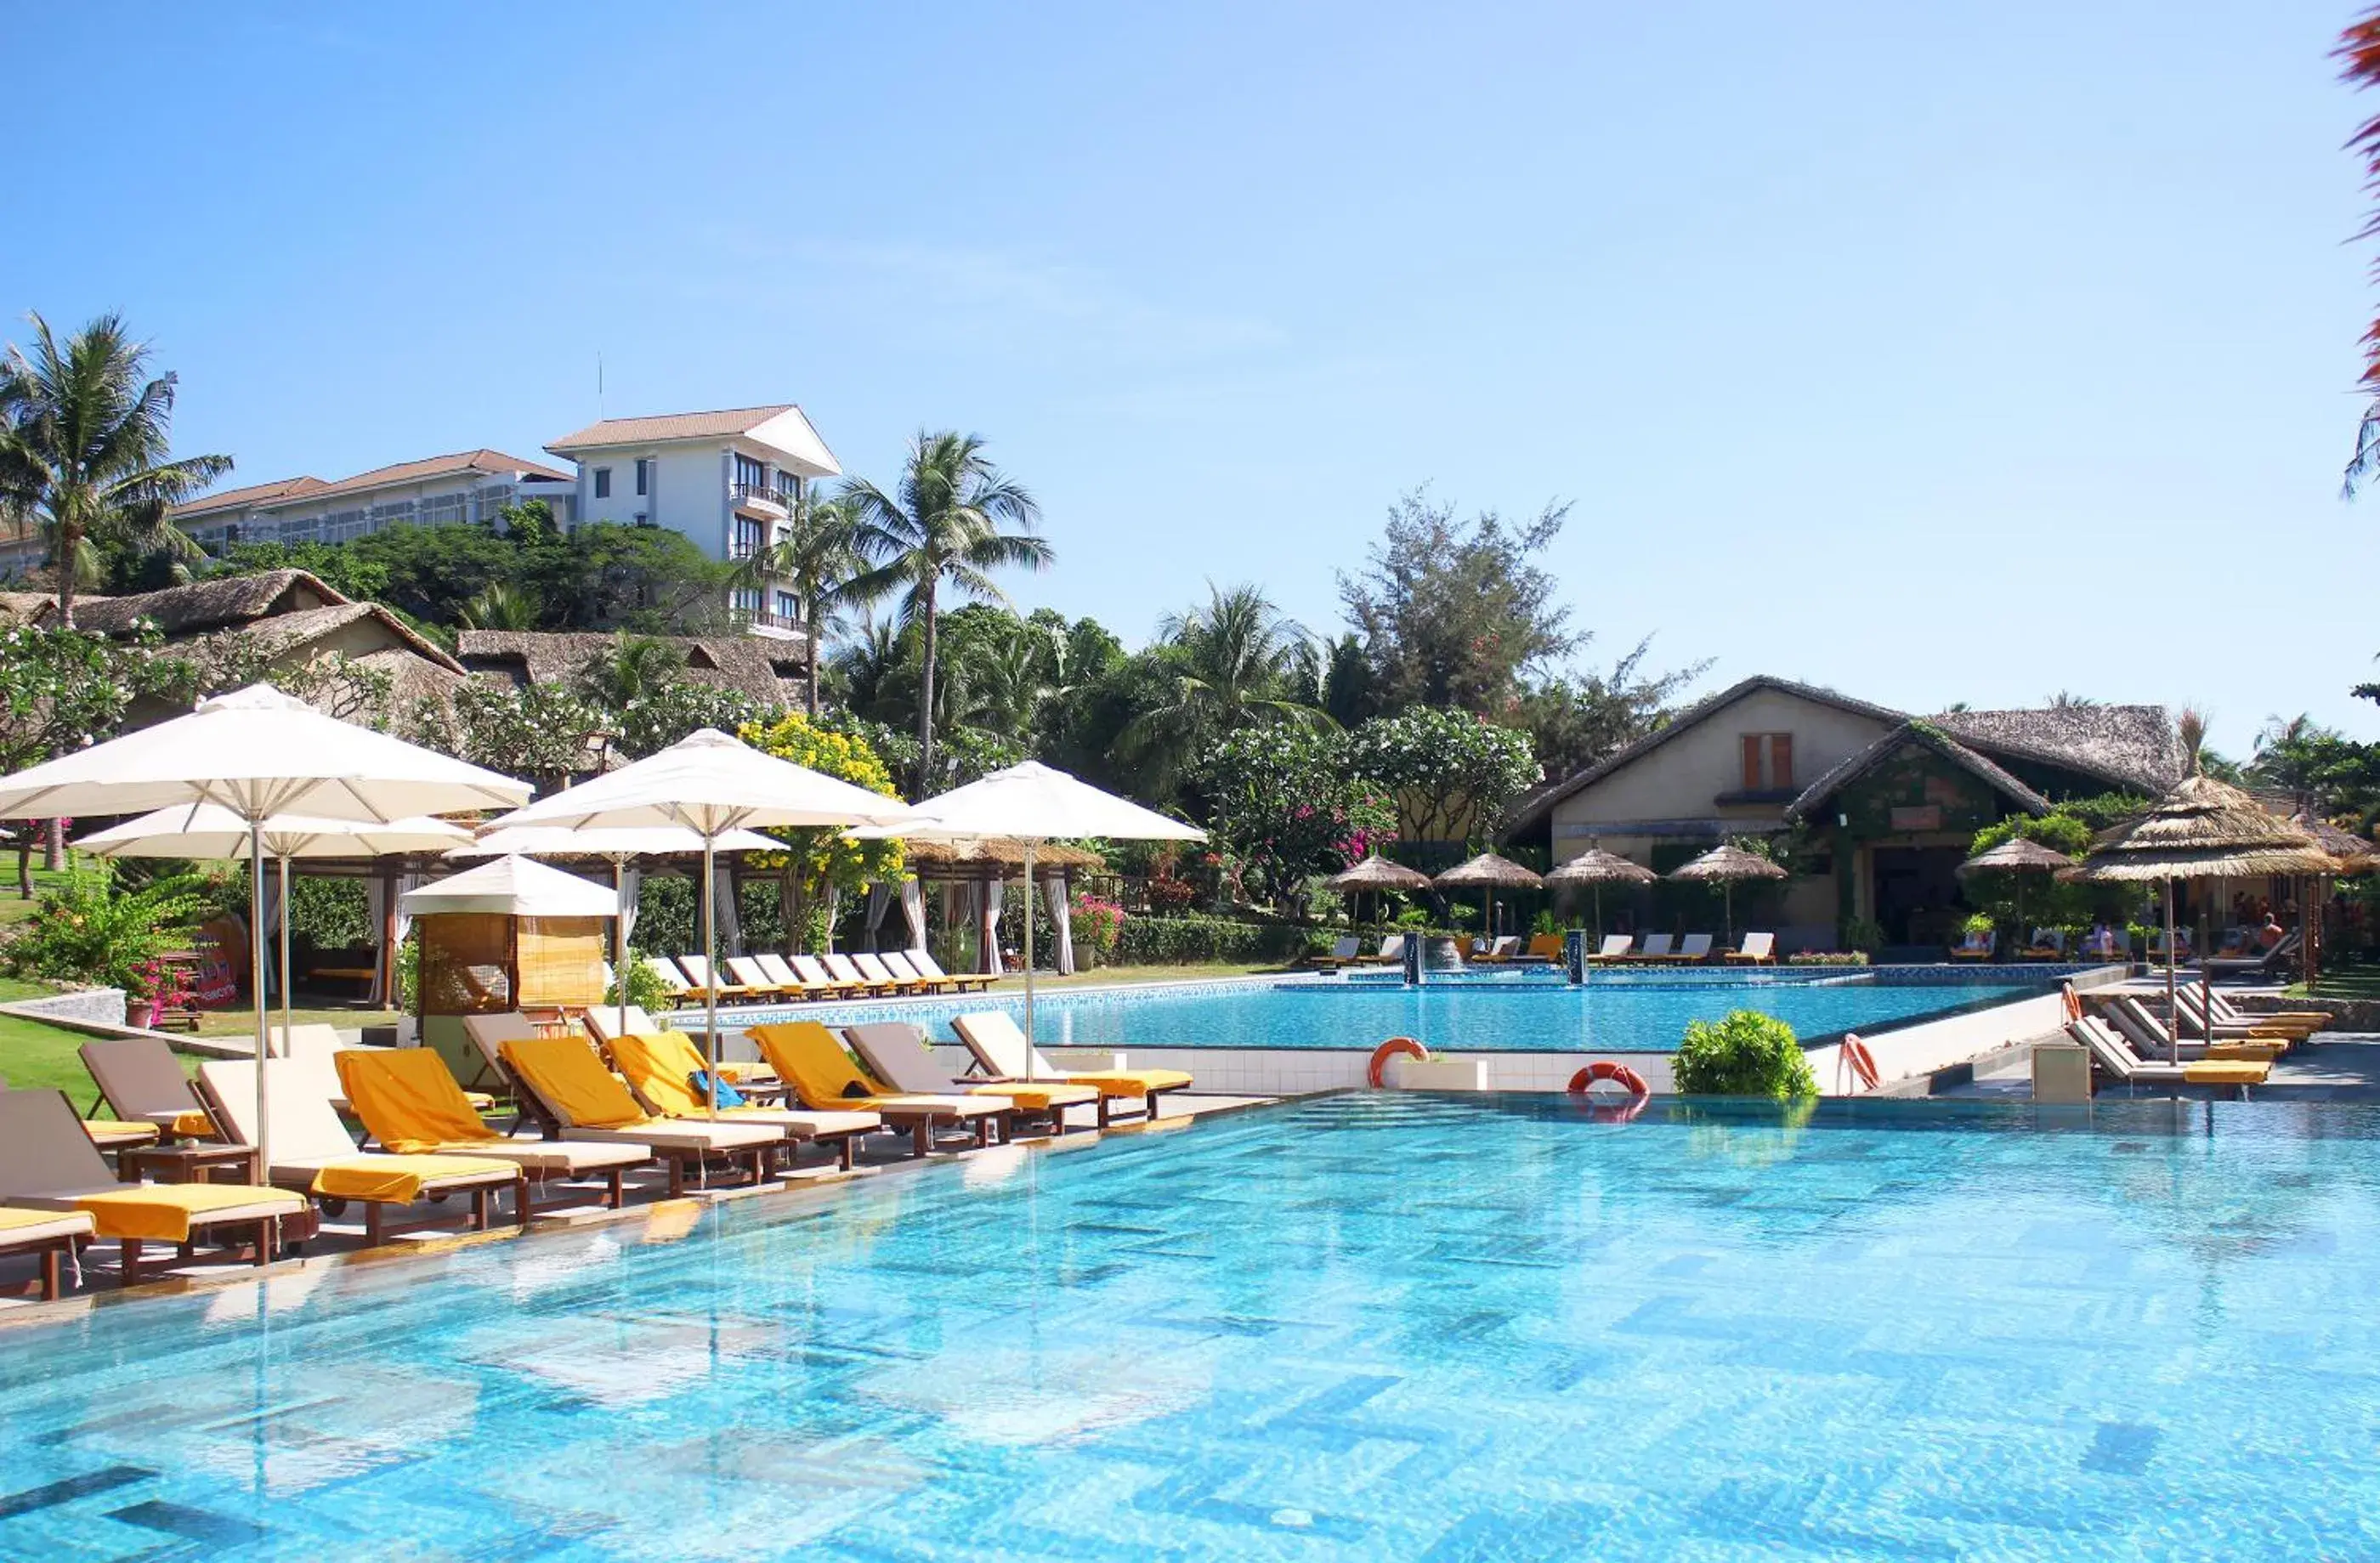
[258,867,286,999]
[978,876,1006,975]
[1042,875,1075,975]
[900,877,926,951]
[619,866,643,944]
[864,883,891,951]
[711,864,743,958]
[374,869,427,1008]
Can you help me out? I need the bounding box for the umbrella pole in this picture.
[2164,879,2177,1065]
[614,855,630,1048]
[277,854,292,1063]
[249,821,270,1173]
[702,835,718,1122]
[1022,841,1037,1082]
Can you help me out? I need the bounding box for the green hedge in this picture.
[1114,915,1308,966]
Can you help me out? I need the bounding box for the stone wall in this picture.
[0,986,127,1028]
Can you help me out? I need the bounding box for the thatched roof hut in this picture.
[2064,775,2338,882]
[1544,849,1657,886]
[1668,843,1787,883]
[900,837,1105,884]
[1434,852,1544,890]
[1956,837,2077,876]
[1328,854,1432,892]
[2290,813,2379,875]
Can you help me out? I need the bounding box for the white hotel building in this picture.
[2,403,841,642]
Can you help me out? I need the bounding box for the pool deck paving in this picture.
[0,1090,1275,1316]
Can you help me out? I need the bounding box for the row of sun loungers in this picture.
[1312,932,1778,968]
[641,948,994,1007]
[0,1006,1194,1300]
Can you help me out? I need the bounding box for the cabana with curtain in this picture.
[895,838,1107,976]
[400,855,617,1081]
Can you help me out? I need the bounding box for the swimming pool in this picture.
[3,1091,2374,1559]
[727,969,2048,1054]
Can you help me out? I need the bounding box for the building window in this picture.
[732,586,762,614]
[593,467,611,499]
[734,454,767,491]
[1740,733,1794,790]
[774,591,797,621]
[733,517,765,558]
[634,458,649,496]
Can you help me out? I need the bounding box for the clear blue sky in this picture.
[7,2,2375,756]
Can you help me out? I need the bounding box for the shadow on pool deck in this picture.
[1958,1033,2380,1102]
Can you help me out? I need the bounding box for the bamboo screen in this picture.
[517,917,606,1007]
[416,914,513,1015]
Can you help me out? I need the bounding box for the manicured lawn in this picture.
[0,1010,110,1105]
[2292,961,2380,1002]
[0,863,70,930]
[195,1004,403,1039]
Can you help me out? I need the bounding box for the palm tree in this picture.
[457,580,542,630]
[0,313,231,625]
[576,633,687,710]
[734,490,871,717]
[842,432,1051,790]
[2341,8,2380,491]
[1119,582,1333,790]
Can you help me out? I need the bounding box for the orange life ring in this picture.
[1567,1060,1650,1098]
[1841,1034,1880,1092]
[2060,982,2082,1022]
[1368,1036,1427,1088]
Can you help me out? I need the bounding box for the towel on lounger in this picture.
[71,1184,306,1244]
[312,1154,517,1207]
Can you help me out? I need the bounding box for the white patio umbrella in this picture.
[77,804,473,1062]
[0,684,530,1168]
[898,761,1204,1079]
[479,728,911,1114]
[450,824,786,1045]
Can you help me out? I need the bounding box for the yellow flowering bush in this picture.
[737,714,906,912]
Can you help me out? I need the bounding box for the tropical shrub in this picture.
[1961,812,2094,931]
[125,954,195,1008]
[1069,895,1125,965]
[1670,1010,1818,1099]
[1342,707,1538,845]
[1191,726,1393,913]
[1842,916,1886,954]
[1113,914,1307,966]
[606,954,673,1013]
[1786,951,1870,966]
[0,867,209,992]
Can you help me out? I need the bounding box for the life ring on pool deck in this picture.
[1840,1034,1881,1094]
[1368,1036,1428,1088]
[2060,982,2082,1022]
[1567,1060,1650,1098]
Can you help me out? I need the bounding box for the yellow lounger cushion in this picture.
[613,1032,788,1123]
[1057,1069,1194,1097]
[72,1184,307,1244]
[750,1022,887,1111]
[337,1047,498,1153]
[312,1155,518,1207]
[0,1208,92,1240]
[2179,1061,2270,1085]
[500,1036,663,1131]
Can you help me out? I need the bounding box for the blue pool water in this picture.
[5,1091,2377,1559]
[732,970,2044,1054]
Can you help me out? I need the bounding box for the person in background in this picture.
[2257,915,2286,954]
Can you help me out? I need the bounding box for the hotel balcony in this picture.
[730,482,790,517]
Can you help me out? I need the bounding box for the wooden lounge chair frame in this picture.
[494,1034,781,1192]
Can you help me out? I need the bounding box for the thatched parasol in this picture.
[1435,851,1544,944]
[1328,853,1432,925]
[1956,836,2077,944]
[2064,774,2340,1059]
[1668,843,1787,948]
[1545,848,1656,937]
[2289,813,2377,875]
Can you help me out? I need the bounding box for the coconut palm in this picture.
[841,432,1051,791]
[734,489,871,717]
[0,313,232,625]
[1119,582,1333,790]
[457,580,542,631]
[575,633,687,710]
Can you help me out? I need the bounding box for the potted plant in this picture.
[122,955,192,1030]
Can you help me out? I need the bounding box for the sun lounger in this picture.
[196,1060,527,1245]
[852,951,933,994]
[1307,935,1364,971]
[747,1022,1010,1154]
[2201,932,2301,981]
[2171,985,2306,1044]
[949,1010,1193,1126]
[821,951,901,997]
[1469,936,1522,965]
[2066,1017,2268,1097]
[333,1047,649,1212]
[1670,934,1714,964]
[0,1088,307,1287]
[877,950,953,994]
[2101,996,2281,1064]
[1522,933,1565,964]
[842,1022,1097,1133]
[1625,933,1671,964]
[1948,928,1995,961]
[906,948,994,991]
[2020,929,2067,961]
[79,1036,222,1141]
[1590,934,1635,965]
[1726,932,1776,965]
[673,954,756,1005]
[724,956,796,1000]
[1352,933,1407,968]
[609,1031,878,1170]
[2184,984,2326,1037]
[786,953,862,999]
[755,952,838,1000]
[0,1204,93,1301]
[496,1035,783,1192]
[643,954,696,1006]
